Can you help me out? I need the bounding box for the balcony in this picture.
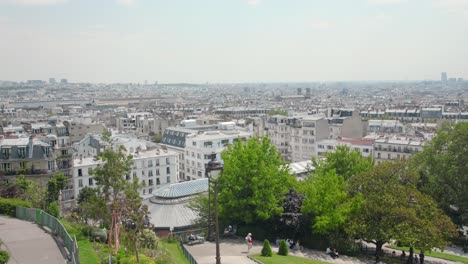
[0,169,54,177]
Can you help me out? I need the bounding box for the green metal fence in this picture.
[179,239,199,264]
[16,206,79,264]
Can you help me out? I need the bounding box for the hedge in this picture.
[0,250,9,264]
[0,198,32,217]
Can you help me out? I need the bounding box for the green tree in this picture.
[268,109,288,116]
[17,175,46,209]
[301,170,362,235]
[186,193,210,228]
[90,145,133,253]
[261,239,272,257]
[413,122,468,226]
[47,201,60,218]
[313,145,373,181]
[278,239,288,256]
[46,173,67,205]
[218,137,293,224]
[346,161,456,262]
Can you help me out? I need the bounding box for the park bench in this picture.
[184,234,205,245]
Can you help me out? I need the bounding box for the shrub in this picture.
[0,250,9,264]
[278,239,288,256]
[91,228,108,243]
[121,255,156,264]
[140,229,158,249]
[261,239,272,257]
[0,198,31,217]
[46,201,60,218]
[81,225,93,237]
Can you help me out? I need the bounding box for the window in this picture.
[192,142,196,146]
[143,189,146,195]
[18,147,26,158]
[197,171,202,177]
[132,162,137,169]
[204,141,213,147]
[141,170,145,176]
[156,178,160,185]
[156,169,160,176]
[141,160,145,167]
[20,161,26,168]
[377,153,381,159]
[204,154,211,159]
[197,162,201,168]
[148,160,153,167]
[387,153,391,159]
[397,154,400,159]
[156,159,160,166]
[44,147,50,156]
[1,163,11,172]
[133,171,137,177]
[89,178,93,186]
[78,179,83,187]
[149,179,154,186]
[2,148,10,159]
[166,167,170,174]
[166,157,170,164]
[197,153,201,159]
[167,176,171,183]
[221,139,229,146]
[48,161,55,170]
[78,169,83,177]
[126,174,131,180]
[148,170,153,177]
[149,188,153,194]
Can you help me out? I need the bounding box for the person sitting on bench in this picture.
[189,233,196,241]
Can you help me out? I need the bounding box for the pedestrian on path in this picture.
[245,233,253,253]
[419,251,424,264]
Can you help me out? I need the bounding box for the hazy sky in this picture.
[0,0,467,83]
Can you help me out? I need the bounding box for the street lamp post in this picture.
[205,153,223,264]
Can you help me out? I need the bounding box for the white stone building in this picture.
[371,136,425,164]
[73,147,178,199]
[316,138,374,158]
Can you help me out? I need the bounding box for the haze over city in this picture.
[1,0,468,83]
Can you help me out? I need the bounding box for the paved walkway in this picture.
[0,216,66,264]
[185,239,374,264]
[186,239,465,264]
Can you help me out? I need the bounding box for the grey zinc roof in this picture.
[144,199,198,229]
[153,178,208,198]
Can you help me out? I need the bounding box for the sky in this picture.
[0,0,467,83]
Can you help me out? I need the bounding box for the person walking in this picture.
[419,251,424,264]
[245,233,253,253]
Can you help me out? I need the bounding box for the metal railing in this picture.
[179,239,199,264]
[15,206,79,264]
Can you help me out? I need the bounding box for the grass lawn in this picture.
[388,245,468,264]
[251,253,328,264]
[160,239,189,264]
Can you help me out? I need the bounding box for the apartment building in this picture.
[183,124,252,181]
[267,115,329,162]
[316,138,374,158]
[72,136,178,198]
[372,136,424,164]
[367,120,405,134]
[0,135,56,187]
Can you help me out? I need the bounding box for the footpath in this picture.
[187,239,464,264]
[0,216,66,264]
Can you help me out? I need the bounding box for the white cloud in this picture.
[310,20,331,30]
[0,0,67,5]
[246,0,260,6]
[117,0,136,6]
[368,0,407,4]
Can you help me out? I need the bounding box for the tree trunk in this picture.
[134,234,140,264]
[375,241,384,263]
[406,247,414,264]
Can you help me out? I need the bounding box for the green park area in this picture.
[252,254,328,264]
[388,245,468,264]
[1,122,468,263]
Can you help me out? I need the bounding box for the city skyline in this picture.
[1,0,467,83]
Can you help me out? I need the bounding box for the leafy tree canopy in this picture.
[346,161,456,253]
[413,122,468,226]
[301,170,362,235]
[313,145,373,181]
[218,137,293,224]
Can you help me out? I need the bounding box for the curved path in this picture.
[0,216,66,264]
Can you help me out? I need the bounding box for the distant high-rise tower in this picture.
[60,78,68,84]
[297,88,302,95]
[441,72,448,83]
[306,88,311,97]
[49,78,56,84]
